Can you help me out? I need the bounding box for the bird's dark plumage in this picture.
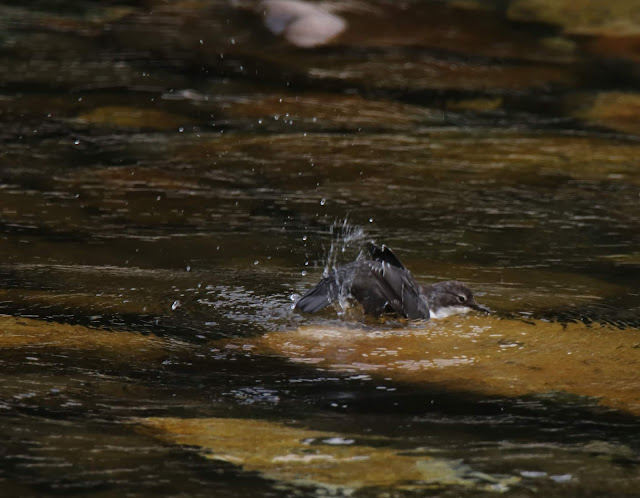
[295,243,489,319]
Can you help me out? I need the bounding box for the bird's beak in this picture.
[469,300,491,314]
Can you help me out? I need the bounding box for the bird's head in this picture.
[422,280,491,319]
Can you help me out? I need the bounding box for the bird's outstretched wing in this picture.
[366,243,406,270]
[295,246,428,319]
[352,261,429,319]
[294,275,340,313]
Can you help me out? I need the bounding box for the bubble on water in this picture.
[253,260,259,265]
[186,265,191,272]
[273,114,280,120]
[320,198,326,205]
[171,300,181,310]
[74,139,80,145]
[301,270,307,276]
[302,235,307,241]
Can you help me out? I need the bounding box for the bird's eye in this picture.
[457,295,466,303]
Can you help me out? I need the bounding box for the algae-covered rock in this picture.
[508,0,640,36]
[0,314,165,357]
[571,92,640,135]
[74,106,192,131]
[237,317,640,415]
[139,416,518,492]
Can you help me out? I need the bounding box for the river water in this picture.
[1,1,640,496]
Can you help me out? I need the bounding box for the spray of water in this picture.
[323,218,368,277]
[322,219,369,314]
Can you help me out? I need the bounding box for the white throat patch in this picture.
[429,306,470,319]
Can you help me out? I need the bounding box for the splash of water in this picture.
[322,219,369,314]
[323,218,368,278]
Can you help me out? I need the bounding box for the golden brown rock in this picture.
[0,315,165,357]
[237,317,640,415]
[571,91,640,135]
[139,416,518,491]
[508,0,640,36]
[74,106,191,131]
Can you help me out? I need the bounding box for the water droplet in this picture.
[273,114,280,121]
[171,300,181,310]
[320,198,326,206]
[199,39,203,45]
[74,140,80,145]
[302,235,307,241]
[258,118,263,124]
[301,270,307,276]
[178,127,184,133]
[253,260,259,265]
[186,265,191,272]
[369,218,374,223]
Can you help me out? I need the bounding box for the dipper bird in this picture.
[295,243,490,319]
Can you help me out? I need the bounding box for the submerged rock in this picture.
[74,106,192,131]
[508,0,640,36]
[232,316,640,415]
[0,315,166,358]
[138,416,518,492]
[570,91,640,135]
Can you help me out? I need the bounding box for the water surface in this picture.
[1,1,640,496]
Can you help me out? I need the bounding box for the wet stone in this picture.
[138,416,520,492]
[235,317,640,415]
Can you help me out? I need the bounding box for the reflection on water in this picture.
[1,0,640,496]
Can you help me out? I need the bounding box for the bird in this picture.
[295,243,490,320]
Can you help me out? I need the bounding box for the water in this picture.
[1,1,640,496]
